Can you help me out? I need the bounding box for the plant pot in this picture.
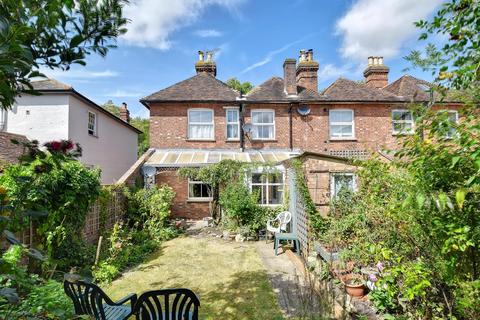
[339,274,366,298]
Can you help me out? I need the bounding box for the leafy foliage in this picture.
[405,0,480,89]
[226,78,254,94]
[0,0,128,110]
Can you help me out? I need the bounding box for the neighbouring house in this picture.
[1,79,141,184]
[0,132,29,172]
[137,50,461,219]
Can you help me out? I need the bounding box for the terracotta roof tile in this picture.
[246,77,323,102]
[30,78,72,91]
[142,73,239,102]
[322,78,402,102]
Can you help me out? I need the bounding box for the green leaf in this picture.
[455,189,466,209]
[416,193,426,208]
[451,156,460,168]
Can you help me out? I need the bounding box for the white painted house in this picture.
[0,79,141,184]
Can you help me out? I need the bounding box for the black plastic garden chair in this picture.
[64,279,137,320]
[133,288,200,320]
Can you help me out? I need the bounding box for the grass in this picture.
[105,236,285,320]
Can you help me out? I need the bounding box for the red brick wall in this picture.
[0,132,28,166]
[155,169,210,219]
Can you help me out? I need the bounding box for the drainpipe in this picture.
[239,99,245,152]
[288,103,293,151]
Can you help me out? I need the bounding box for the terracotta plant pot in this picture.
[339,274,366,298]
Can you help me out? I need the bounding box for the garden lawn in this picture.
[105,236,284,320]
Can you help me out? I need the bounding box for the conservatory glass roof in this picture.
[145,149,298,167]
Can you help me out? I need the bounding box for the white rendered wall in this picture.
[5,94,69,143]
[68,95,138,184]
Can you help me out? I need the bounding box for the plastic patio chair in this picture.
[64,279,137,320]
[133,288,200,320]
[266,211,292,243]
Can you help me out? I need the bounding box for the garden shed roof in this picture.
[144,149,299,167]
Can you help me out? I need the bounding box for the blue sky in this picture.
[41,0,444,118]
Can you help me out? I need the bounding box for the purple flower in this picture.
[368,274,378,282]
[376,261,384,272]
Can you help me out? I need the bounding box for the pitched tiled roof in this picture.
[322,78,402,102]
[30,78,72,90]
[246,77,323,102]
[141,73,239,103]
[383,75,459,102]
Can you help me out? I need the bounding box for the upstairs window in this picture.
[250,172,283,206]
[251,110,275,140]
[330,173,356,198]
[392,110,414,135]
[329,109,354,139]
[0,108,5,131]
[188,109,214,140]
[188,179,212,201]
[226,108,240,140]
[444,110,458,139]
[88,112,97,136]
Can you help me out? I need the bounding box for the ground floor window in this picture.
[188,179,212,201]
[330,173,356,198]
[250,171,284,206]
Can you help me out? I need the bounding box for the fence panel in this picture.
[289,169,309,256]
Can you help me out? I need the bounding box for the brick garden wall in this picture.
[0,132,29,166]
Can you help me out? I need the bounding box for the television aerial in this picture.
[297,105,311,116]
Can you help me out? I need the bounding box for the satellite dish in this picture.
[142,166,157,177]
[242,123,253,134]
[297,105,311,116]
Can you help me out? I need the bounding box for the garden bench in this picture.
[274,232,300,256]
[133,288,200,320]
[64,279,137,320]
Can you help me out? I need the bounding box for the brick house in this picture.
[140,50,460,219]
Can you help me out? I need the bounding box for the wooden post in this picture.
[94,236,103,266]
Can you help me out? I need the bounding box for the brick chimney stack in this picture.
[296,49,319,92]
[363,56,389,88]
[119,102,130,123]
[283,58,297,96]
[195,50,217,77]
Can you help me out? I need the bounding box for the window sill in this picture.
[225,139,240,142]
[329,137,357,141]
[251,139,277,142]
[187,198,212,203]
[186,139,216,142]
[88,133,99,138]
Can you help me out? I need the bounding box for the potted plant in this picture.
[340,274,366,298]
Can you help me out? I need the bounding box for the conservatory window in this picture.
[188,179,212,201]
[330,173,356,198]
[251,110,275,140]
[188,109,214,140]
[392,110,414,135]
[329,109,354,138]
[250,172,283,206]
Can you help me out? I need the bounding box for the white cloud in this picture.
[336,0,442,61]
[317,64,353,82]
[39,67,119,80]
[194,29,223,37]
[104,89,145,98]
[122,0,244,49]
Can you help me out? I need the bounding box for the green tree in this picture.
[0,0,128,110]
[101,101,150,155]
[405,0,480,90]
[226,78,254,94]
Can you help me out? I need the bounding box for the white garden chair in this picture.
[266,211,291,243]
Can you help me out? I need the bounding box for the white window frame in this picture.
[392,109,414,135]
[444,110,459,139]
[251,109,275,140]
[187,108,214,140]
[88,111,97,136]
[329,109,355,139]
[249,168,284,206]
[187,179,213,202]
[330,173,357,199]
[225,107,240,141]
[0,108,5,131]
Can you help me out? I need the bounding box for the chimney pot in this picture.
[198,51,204,61]
[195,50,217,77]
[296,49,319,92]
[363,56,389,88]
